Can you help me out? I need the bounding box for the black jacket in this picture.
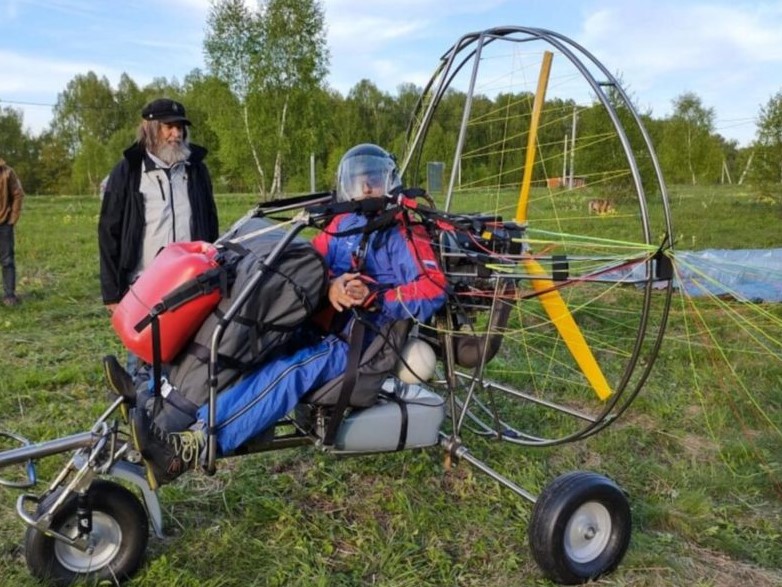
[98,142,219,304]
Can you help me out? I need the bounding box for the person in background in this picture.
[99,98,219,381]
[0,157,24,307]
[130,143,448,487]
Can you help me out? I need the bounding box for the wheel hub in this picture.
[564,501,612,564]
[54,511,122,573]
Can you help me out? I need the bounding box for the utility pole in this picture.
[568,105,577,189]
[738,151,754,185]
[310,153,316,192]
[721,159,732,185]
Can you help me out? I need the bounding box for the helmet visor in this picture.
[337,154,401,201]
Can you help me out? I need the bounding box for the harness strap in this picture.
[380,391,409,451]
[133,265,229,333]
[151,314,163,412]
[186,341,253,373]
[323,316,365,446]
[160,385,200,418]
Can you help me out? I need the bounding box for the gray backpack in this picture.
[151,216,328,433]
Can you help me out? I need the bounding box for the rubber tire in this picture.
[528,471,631,585]
[24,479,148,586]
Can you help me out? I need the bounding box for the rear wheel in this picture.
[25,479,148,586]
[528,471,631,584]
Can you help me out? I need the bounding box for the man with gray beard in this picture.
[99,98,219,380]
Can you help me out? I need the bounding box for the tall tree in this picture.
[51,72,118,154]
[183,69,246,190]
[36,132,72,195]
[0,106,40,193]
[0,107,27,162]
[71,135,114,195]
[261,0,329,194]
[346,80,393,146]
[204,0,329,198]
[659,92,721,185]
[204,0,267,194]
[577,84,659,199]
[754,90,782,184]
[115,73,147,132]
[394,82,423,156]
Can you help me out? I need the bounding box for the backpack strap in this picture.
[323,315,365,446]
[132,265,230,333]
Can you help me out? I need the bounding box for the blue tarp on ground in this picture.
[600,249,782,302]
[672,248,782,302]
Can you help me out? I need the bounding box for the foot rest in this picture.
[0,431,37,489]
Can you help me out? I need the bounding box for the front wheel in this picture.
[24,479,148,586]
[528,471,631,585]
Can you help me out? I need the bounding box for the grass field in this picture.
[0,187,781,586]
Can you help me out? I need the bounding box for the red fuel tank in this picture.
[111,241,223,363]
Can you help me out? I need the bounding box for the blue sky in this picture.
[2,0,782,146]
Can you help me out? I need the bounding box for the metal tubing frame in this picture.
[206,213,312,473]
[0,432,95,471]
[440,434,537,503]
[403,26,673,447]
[2,397,165,541]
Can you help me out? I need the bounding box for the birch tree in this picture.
[204,0,329,198]
[204,0,268,195]
[754,91,782,184]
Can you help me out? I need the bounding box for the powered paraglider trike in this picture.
[0,26,673,585]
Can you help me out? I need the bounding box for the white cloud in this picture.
[0,51,122,94]
[574,0,782,142]
[581,2,782,80]
[3,0,777,145]
[321,0,514,94]
[328,17,427,45]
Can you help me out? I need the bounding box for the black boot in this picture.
[103,355,137,406]
[130,406,203,488]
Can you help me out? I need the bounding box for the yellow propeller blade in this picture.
[522,257,613,400]
[515,50,552,223]
[515,50,612,400]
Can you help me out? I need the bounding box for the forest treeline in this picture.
[2,0,782,199]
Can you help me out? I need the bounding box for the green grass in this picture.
[1,189,781,586]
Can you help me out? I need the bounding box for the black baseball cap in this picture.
[141,98,191,125]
